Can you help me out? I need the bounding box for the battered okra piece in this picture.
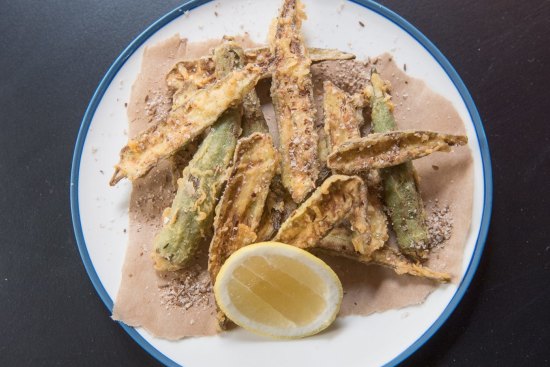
[110,59,268,185]
[323,81,363,151]
[317,227,450,283]
[151,42,245,271]
[273,175,371,254]
[327,130,468,173]
[152,114,240,271]
[370,71,430,260]
[270,0,319,203]
[370,72,396,133]
[208,133,279,282]
[381,162,431,259]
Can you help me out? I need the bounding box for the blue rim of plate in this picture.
[70,0,493,366]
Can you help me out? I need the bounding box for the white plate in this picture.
[70,0,493,366]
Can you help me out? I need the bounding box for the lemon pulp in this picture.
[214,242,343,338]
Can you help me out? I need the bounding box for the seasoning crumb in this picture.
[312,60,370,94]
[214,11,218,16]
[124,102,128,108]
[359,21,365,27]
[409,202,454,251]
[159,267,212,310]
[432,165,439,170]
[144,90,169,123]
[123,228,127,233]
[100,170,104,175]
[426,203,453,249]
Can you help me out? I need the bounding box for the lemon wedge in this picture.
[214,241,343,338]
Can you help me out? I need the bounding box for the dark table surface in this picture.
[1,0,549,366]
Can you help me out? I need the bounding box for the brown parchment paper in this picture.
[112,37,473,338]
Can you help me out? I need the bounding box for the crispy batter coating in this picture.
[207,133,279,282]
[166,57,215,91]
[327,130,468,173]
[242,90,269,136]
[370,247,451,281]
[273,175,371,253]
[345,182,373,255]
[323,81,364,151]
[365,193,389,253]
[270,0,319,202]
[256,176,297,242]
[110,61,268,185]
[166,58,216,109]
[245,46,355,66]
[317,227,450,283]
